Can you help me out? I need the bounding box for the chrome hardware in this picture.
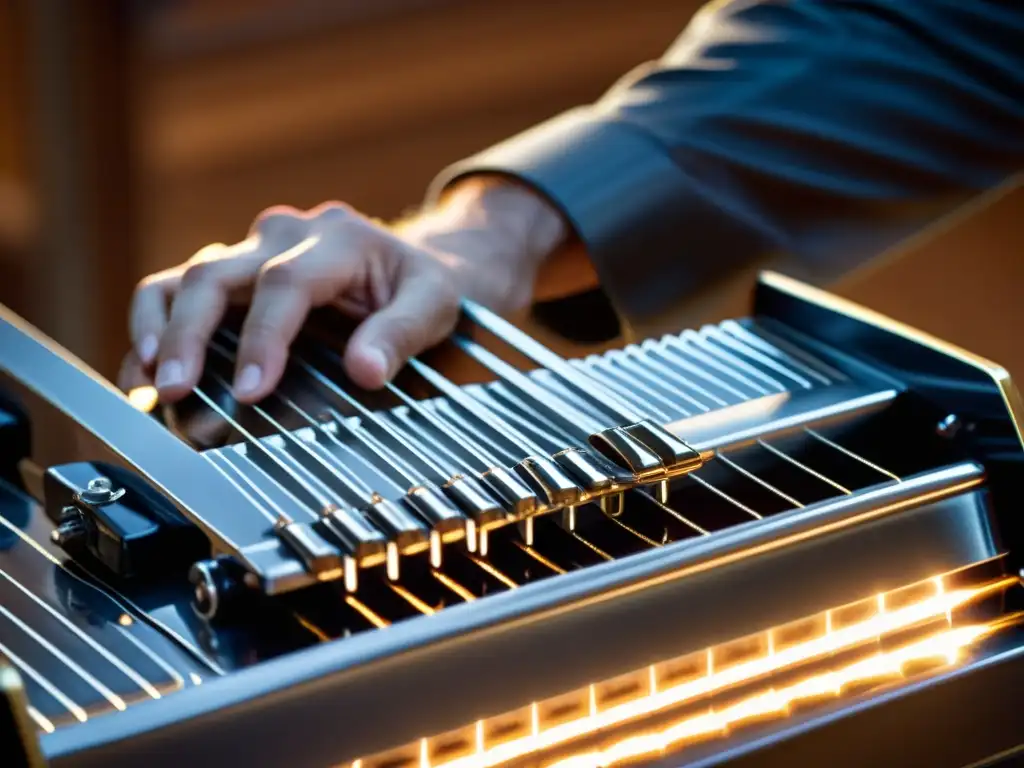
[78,476,126,505]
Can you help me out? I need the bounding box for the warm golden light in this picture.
[547,624,997,768]
[26,705,55,734]
[430,532,443,569]
[127,386,159,413]
[359,575,1016,768]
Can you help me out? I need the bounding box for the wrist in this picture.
[392,175,587,315]
[447,175,569,267]
[444,177,601,303]
[402,175,568,269]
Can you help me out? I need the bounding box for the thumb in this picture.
[344,266,461,389]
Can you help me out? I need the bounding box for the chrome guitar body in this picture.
[1,272,1022,768]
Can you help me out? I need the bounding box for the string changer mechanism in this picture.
[161,304,713,614]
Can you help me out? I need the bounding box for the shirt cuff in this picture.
[427,108,770,340]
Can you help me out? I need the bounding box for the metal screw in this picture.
[79,476,126,505]
[51,508,86,547]
[190,562,220,621]
[936,414,961,439]
[192,577,217,620]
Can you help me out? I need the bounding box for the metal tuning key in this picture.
[273,512,345,582]
[621,421,709,476]
[448,337,629,499]
[191,385,346,583]
[459,301,714,491]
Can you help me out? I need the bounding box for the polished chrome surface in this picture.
[5,344,978,743]
[2,271,1021,768]
[194,314,893,594]
[0,480,210,731]
[37,460,1001,767]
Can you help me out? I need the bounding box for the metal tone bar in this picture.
[441,336,698,481]
[682,330,788,394]
[467,385,574,453]
[207,342,402,507]
[205,451,297,525]
[701,324,815,390]
[273,400,410,501]
[567,357,672,420]
[384,412,507,527]
[606,349,712,413]
[456,383,635,496]
[620,346,731,409]
[194,384,338,516]
[658,334,768,399]
[573,356,678,421]
[327,412,422,488]
[422,398,521,467]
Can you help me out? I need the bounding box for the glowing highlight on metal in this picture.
[548,623,1000,768]
[385,576,1014,768]
[127,386,159,413]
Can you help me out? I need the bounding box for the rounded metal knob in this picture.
[51,508,87,548]
[79,476,126,505]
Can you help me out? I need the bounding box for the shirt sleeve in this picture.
[427,0,1024,340]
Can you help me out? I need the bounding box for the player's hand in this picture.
[118,178,570,403]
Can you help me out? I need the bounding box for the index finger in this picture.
[129,266,183,366]
[232,234,349,402]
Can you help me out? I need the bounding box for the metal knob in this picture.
[79,476,125,505]
[51,506,87,548]
[190,561,220,621]
[936,414,961,439]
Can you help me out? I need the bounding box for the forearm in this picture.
[428,0,1024,338]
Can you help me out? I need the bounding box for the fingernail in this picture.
[366,347,391,384]
[234,364,263,397]
[138,335,158,365]
[155,359,186,391]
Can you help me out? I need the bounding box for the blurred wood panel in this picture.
[140,0,462,57]
[138,0,702,273]
[18,0,140,378]
[0,2,29,182]
[0,0,33,277]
